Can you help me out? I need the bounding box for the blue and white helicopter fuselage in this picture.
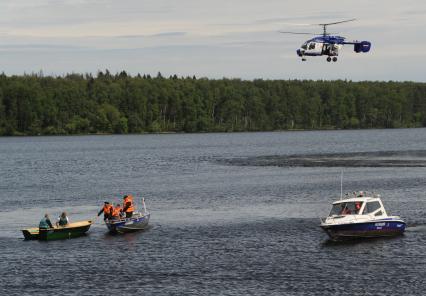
[297,35,371,62]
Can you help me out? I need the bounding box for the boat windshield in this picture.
[329,202,363,216]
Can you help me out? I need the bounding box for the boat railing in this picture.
[341,191,381,199]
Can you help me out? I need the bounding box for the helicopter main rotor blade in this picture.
[278,31,317,35]
[316,18,356,26]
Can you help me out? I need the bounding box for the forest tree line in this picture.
[0,71,426,136]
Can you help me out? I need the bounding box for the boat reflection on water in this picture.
[320,192,406,241]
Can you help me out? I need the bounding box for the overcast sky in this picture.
[0,0,425,81]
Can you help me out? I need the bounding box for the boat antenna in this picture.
[340,170,343,200]
[142,197,147,214]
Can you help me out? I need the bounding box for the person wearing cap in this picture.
[122,195,134,218]
[98,201,113,221]
[39,214,53,230]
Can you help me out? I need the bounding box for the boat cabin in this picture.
[328,192,387,218]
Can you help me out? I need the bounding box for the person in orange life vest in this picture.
[111,203,123,220]
[98,201,113,220]
[122,195,134,218]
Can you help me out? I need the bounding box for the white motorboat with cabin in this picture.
[320,191,406,240]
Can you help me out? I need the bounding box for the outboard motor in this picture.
[354,41,371,53]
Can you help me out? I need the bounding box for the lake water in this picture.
[1,129,426,295]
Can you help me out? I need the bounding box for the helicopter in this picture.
[279,19,371,62]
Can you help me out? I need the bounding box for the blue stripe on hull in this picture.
[105,214,150,234]
[321,220,405,240]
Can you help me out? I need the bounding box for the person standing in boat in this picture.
[122,195,134,218]
[56,212,69,227]
[39,214,53,230]
[111,203,123,220]
[98,201,113,221]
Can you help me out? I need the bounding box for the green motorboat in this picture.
[22,220,93,241]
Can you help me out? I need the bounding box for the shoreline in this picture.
[0,126,424,138]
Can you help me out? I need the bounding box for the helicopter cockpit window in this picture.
[309,42,316,50]
[301,42,308,50]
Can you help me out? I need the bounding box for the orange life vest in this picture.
[103,204,113,215]
[123,195,135,213]
[112,205,122,217]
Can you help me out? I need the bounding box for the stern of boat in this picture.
[22,228,39,240]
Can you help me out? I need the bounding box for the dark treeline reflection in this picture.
[1,70,426,135]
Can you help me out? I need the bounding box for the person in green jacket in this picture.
[39,214,53,230]
[56,212,69,227]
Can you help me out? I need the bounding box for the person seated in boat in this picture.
[111,203,123,220]
[98,201,113,221]
[340,204,351,215]
[56,212,69,227]
[39,214,53,230]
[355,202,362,214]
[122,195,135,218]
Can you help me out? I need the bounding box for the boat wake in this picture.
[404,224,426,232]
[218,150,426,168]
